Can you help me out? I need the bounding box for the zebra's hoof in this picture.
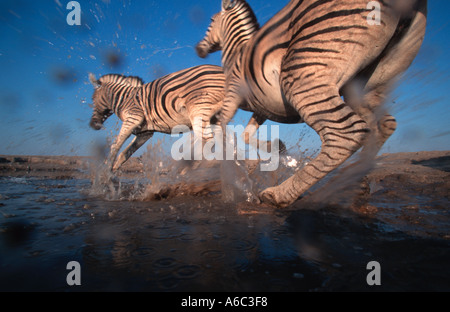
[276,139,288,155]
[259,187,292,208]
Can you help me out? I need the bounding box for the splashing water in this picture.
[220,131,258,203]
[85,134,313,205]
[87,160,123,201]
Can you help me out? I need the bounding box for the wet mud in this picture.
[0,151,449,291]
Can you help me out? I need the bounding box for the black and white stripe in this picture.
[196,0,427,207]
[89,65,225,172]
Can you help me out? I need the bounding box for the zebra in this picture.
[196,0,427,207]
[89,64,226,172]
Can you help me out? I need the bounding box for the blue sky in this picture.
[0,0,448,157]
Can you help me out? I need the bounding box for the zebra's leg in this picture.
[342,82,397,157]
[305,84,395,206]
[260,84,370,208]
[189,97,226,151]
[360,86,397,151]
[112,131,154,172]
[341,82,381,159]
[107,118,144,172]
[357,0,426,149]
[188,112,211,161]
[242,113,287,155]
[376,113,397,147]
[219,78,245,126]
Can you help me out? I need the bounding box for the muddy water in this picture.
[0,152,449,291]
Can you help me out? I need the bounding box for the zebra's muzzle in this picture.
[196,43,209,59]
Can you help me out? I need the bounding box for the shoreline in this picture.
[1,150,449,177]
[0,154,143,179]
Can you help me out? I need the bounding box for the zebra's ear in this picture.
[89,73,101,89]
[222,0,236,11]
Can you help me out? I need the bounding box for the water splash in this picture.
[88,160,123,201]
[85,133,314,205]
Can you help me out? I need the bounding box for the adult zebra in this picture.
[196,0,427,208]
[89,65,226,172]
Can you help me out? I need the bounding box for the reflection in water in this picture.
[79,194,294,291]
[0,148,449,291]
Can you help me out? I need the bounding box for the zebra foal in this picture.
[196,0,427,207]
[89,65,225,172]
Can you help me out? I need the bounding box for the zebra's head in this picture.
[196,0,258,62]
[195,11,223,59]
[89,73,113,131]
[89,73,144,130]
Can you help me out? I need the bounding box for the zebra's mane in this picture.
[99,74,144,87]
[236,0,259,31]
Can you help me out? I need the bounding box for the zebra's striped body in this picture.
[89,65,225,172]
[196,0,427,207]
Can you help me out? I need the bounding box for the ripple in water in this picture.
[151,226,183,240]
[231,256,252,272]
[131,247,156,257]
[230,238,257,251]
[157,276,180,290]
[173,265,202,280]
[153,257,178,268]
[178,233,197,241]
[201,249,226,260]
[209,232,227,240]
